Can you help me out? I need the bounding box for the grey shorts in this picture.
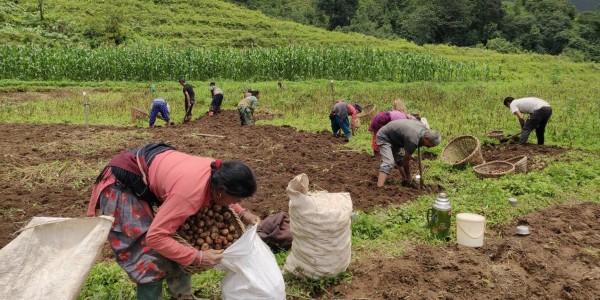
[377,140,405,174]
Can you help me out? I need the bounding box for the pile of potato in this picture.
[177,204,242,251]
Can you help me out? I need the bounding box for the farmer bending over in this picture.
[376,120,441,187]
[87,143,261,300]
[237,90,259,125]
[503,96,552,145]
[369,110,416,156]
[209,82,224,116]
[148,97,172,127]
[329,100,362,142]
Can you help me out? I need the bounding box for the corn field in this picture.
[0,45,499,82]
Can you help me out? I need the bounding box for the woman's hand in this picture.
[241,211,261,225]
[198,249,224,270]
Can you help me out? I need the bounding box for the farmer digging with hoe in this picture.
[503,96,552,145]
[179,79,195,123]
[376,119,441,187]
[87,143,261,300]
[329,100,362,142]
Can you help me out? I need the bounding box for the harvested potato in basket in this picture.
[176,202,244,251]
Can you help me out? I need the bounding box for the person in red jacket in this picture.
[87,143,260,300]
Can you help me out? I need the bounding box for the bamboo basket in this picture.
[473,161,515,179]
[505,155,527,173]
[356,104,377,124]
[440,135,485,167]
[174,205,245,275]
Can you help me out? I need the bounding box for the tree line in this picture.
[226,0,600,62]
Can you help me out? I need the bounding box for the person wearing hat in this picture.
[503,96,552,145]
[329,100,362,142]
[376,119,441,187]
[209,82,224,116]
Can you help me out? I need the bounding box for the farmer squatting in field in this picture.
[87,143,261,300]
[503,97,553,145]
[237,90,260,125]
[329,100,362,142]
[376,119,441,187]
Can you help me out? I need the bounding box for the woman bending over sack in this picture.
[87,143,260,300]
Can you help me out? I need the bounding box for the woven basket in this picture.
[392,100,408,113]
[356,104,377,123]
[484,130,505,140]
[440,135,485,167]
[473,161,515,179]
[174,205,245,275]
[505,155,527,173]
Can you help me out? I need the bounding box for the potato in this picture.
[179,202,244,251]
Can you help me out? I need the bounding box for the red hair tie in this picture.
[214,160,221,168]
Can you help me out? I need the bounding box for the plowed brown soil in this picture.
[1,109,591,300]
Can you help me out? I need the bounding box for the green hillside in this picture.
[0,0,419,51]
[2,0,597,83]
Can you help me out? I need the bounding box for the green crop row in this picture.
[0,45,499,83]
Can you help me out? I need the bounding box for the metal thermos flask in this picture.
[426,193,452,240]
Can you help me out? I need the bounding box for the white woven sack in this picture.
[283,173,352,279]
[0,216,113,300]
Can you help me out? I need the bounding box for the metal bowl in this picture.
[515,225,531,236]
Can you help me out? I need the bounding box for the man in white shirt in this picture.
[503,97,553,145]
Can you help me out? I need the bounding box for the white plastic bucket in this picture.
[456,213,486,247]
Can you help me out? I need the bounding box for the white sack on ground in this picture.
[0,216,114,300]
[283,173,353,279]
[216,225,286,300]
